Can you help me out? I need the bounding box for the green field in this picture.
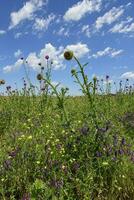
[0,53,134,200]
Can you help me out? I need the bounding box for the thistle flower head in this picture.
[71,69,76,75]
[93,76,97,82]
[106,75,109,80]
[37,73,43,81]
[64,51,73,60]
[45,55,49,60]
[0,80,5,85]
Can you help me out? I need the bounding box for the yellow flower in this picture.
[102,162,109,166]
[27,135,32,140]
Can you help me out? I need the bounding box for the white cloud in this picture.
[82,25,91,37]
[9,0,47,29]
[55,27,69,37]
[65,43,90,58]
[26,52,41,70]
[3,59,24,73]
[91,47,123,58]
[0,30,6,35]
[3,43,90,73]
[121,72,134,79]
[64,0,102,21]
[110,17,134,34]
[33,14,55,31]
[95,6,124,30]
[14,32,22,39]
[14,49,22,58]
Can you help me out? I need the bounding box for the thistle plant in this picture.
[37,67,70,127]
[64,51,98,127]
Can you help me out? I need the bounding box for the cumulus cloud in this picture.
[65,43,90,58]
[81,25,91,37]
[110,17,134,34]
[3,43,90,73]
[9,0,47,29]
[55,27,69,37]
[0,30,6,35]
[3,59,24,73]
[64,0,102,21]
[14,49,22,58]
[121,72,134,79]
[33,14,55,31]
[91,47,123,58]
[95,6,124,30]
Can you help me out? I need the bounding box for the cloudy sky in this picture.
[0,0,134,94]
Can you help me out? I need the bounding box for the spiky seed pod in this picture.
[37,74,43,81]
[64,51,73,60]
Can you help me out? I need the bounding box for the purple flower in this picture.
[96,151,102,157]
[79,126,89,135]
[113,135,118,146]
[50,178,63,190]
[106,75,109,80]
[45,55,49,60]
[21,193,30,200]
[72,162,80,173]
[8,147,20,158]
[118,149,124,155]
[121,137,126,145]
[4,159,11,169]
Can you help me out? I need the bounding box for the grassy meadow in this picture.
[0,52,134,200]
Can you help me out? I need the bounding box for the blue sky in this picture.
[0,0,134,94]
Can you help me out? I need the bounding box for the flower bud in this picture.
[64,51,73,60]
[37,74,43,80]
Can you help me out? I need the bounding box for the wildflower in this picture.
[71,69,76,76]
[50,178,63,190]
[64,51,73,60]
[71,161,80,173]
[8,147,20,158]
[121,137,126,145]
[79,125,89,135]
[37,73,43,80]
[113,134,118,146]
[6,86,11,90]
[21,193,30,200]
[36,161,40,164]
[93,76,97,81]
[106,75,109,80]
[96,151,102,157]
[102,161,109,166]
[45,55,49,60]
[4,159,11,170]
[0,79,5,85]
[27,135,32,140]
[61,165,66,170]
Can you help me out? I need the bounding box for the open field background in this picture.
[0,55,134,199]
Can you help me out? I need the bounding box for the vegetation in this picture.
[0,52,134,200]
